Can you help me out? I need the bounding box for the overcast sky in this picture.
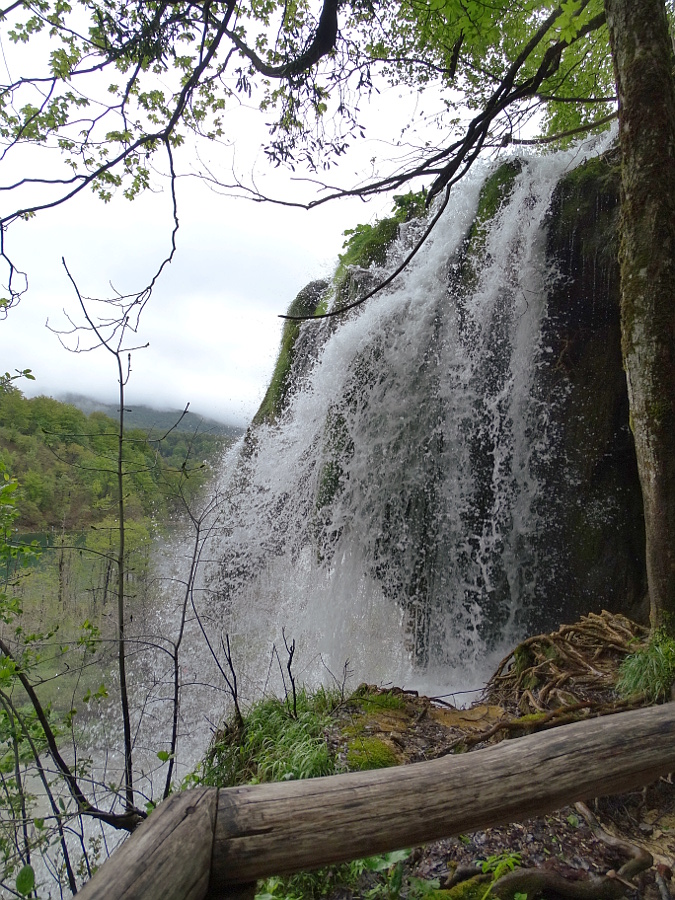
[0,75,433,427]
[0,144,390,427]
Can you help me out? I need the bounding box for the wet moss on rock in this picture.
[473,160,524,237]
[426,876,490,900]
[458,159,524,289]
[252,279,328,426]
[541,147,647,626]
[331,190,427,313]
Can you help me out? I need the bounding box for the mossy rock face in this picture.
[331,190,426,316]
[328,215,401,317]
[247,155,646,649]
[538,148,647,627]
[453,159,524,291]
[471,160,523,246]
[252,279,328,426]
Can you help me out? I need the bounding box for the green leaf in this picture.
[16,864,35,896]
[157,750,171,762]
[364,849,410,872]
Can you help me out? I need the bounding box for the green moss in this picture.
[330,189,427,313]
[254,191,425,422]
[346,735,400,771]
[558,151,618,191]
[458,160,523,289]
[542,644,559,661]
[348,685,407,712]
[315,460,343,510]
[512,645,533,675]
[337,216,401,277]
[335,190,427,280]
[507,712,548,735]
[425,875,490,900]
[552,151,620,270]
[314,294,329,316]
[252,280,327,425]
[314,410,351,513]
[474,160,523,230]
[511,646,540,690]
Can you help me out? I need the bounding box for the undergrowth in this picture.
[616,628,675,702]
[257,850,426,900]
[200,686,339,787]
[349,685,407,712]
[196,684,432,900]
[335,190,427,282]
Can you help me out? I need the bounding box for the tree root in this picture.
[452,696,643,751]
[573,802,652,881]
[484,612,647,715]
[489,799,653,900]
[492,866,632,900]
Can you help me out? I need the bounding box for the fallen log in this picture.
[77,704,675,900]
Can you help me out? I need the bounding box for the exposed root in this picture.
[457,696,642,750]
[492,866,632,900]
[487,797,653,899]
[484,611,647,715]
[574,801,653,880]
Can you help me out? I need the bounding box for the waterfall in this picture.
[203,137,617,699]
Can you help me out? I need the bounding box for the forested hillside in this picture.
[0,384,236,644]
[0,386,233,532]
[62,393,243,440]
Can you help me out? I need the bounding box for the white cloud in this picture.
[0,81,428,426]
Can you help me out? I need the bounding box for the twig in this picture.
[282,628,297,719]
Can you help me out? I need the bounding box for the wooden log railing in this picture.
[77,704,675,900]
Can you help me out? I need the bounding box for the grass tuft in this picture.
[616,629,675,702]
[201,686,339,787]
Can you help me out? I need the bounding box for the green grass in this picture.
[197,683,441,900]
[616,629,675,702]
[201,686,339,787]
[349,685,407,712]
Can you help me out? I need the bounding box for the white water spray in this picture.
[201,140,611,700]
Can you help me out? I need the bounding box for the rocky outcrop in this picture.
[542,149,646,624]
[241,150,647,664]
[252,279,329,426]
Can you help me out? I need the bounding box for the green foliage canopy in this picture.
[0,0,630,309]
[373,0,615,141]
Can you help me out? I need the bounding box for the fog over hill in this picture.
[60,393,244,438]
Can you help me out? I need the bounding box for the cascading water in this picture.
[24,135,646,898]
[202,138,618,700]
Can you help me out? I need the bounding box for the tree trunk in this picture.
[605,0,675,630]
